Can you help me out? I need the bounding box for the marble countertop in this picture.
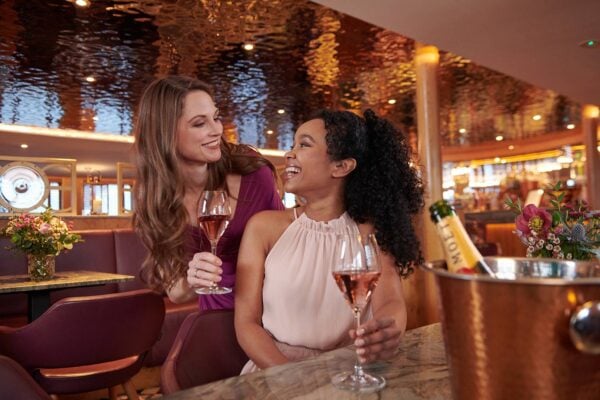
[164,323,451,400]
[0,270,134,293]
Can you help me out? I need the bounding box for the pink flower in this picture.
[515,204,552,235]
[38,223,52,234]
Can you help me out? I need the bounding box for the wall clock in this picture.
[0,161,50,212]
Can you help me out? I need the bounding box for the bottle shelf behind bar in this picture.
[442,144,586,213]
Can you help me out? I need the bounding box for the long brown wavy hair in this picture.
[132,76,274,292]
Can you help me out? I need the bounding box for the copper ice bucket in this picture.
[422,257,600,400]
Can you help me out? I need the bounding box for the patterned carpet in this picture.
[115,387,162,399]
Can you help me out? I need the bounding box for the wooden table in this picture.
[0,271,134,322]
[164,323,452,400]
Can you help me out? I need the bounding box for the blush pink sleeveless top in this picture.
[241,211,369,374]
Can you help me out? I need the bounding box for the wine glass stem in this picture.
[353,308,365,379]
[210,241,217,288]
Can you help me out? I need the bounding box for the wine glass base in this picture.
[331,371,386,393]
[195,286,232,295]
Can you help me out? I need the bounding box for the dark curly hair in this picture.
[315,109,424,277]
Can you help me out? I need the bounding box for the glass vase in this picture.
[27,254,56,281]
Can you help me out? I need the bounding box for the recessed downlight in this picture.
[20,143,28,149]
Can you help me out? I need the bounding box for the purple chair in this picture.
[0,355,50,400]
[160,310,249,395]
[0,289,165,399]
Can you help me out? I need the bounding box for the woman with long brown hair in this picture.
[133,76,283,310]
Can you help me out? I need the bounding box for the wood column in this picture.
[404,43,442,328]
[582,105,599,209]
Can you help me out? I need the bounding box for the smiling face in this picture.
[282,118,338,196]
[176,90,223,165]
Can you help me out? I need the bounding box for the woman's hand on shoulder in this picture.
[186,251,223,290]
[351,317,403,364]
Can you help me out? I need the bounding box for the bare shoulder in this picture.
[244,209,293,251]
[247,208,294,233]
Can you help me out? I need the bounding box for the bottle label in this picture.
[435,215,482,273]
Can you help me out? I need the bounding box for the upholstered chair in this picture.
[160,310,248,394]
[0,355,50,400]
[0,289,165,399]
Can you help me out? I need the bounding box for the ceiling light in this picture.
[266,129,274,135]
[532,114,542,121]
[458,128,467,134]
[494,157,500,163]
[20,143,28,149]
[495,135,504,141]
[277,109,285,114]
[579,39,598,49]
[0,123,134,143]
[508,145,515,150]
[85,76,96,83]
[92,116,98,121]
[75,0,91,7]
[387,99,396,105]
[242,43,254,51]
[566,123,575,130]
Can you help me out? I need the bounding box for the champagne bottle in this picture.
[429,200,493,275]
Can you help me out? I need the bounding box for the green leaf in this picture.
[552,211,562,227]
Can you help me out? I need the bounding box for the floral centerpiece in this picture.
[2,208,82,280]
[505,182,599,261]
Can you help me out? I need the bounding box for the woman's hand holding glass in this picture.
[195,190,232,295]
[351,317,402,364]
[331,231,386,392]
[187,251,223,290]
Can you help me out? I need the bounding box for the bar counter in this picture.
[164,323,451,399]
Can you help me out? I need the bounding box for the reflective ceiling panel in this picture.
[0,0,581,149]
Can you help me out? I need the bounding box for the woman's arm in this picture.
[165,276,196,303]
[235,211,289,369]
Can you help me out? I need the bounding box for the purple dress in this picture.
[187,166,284,311]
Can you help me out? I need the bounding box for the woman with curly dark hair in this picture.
[132,76,283,311]
[235,109,424,373]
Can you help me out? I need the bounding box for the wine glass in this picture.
[195,190,232,295]
[331,231,386,392]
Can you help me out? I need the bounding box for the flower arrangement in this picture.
[505,182,599,261]
[2,208,82,257]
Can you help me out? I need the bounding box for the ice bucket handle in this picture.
[569,301,600,354]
